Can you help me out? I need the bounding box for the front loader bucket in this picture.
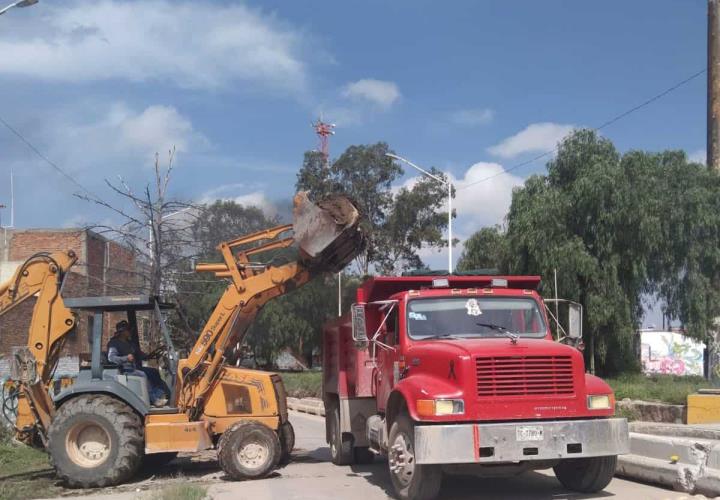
[293,192,365,272]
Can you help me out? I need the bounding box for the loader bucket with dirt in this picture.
[292,191,365,272]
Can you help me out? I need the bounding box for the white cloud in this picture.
[488,122,574,159]
[50,102,207,168]
[689,149,706,164]
[393,161,523,244]
[200,186,278,217]
[449,108,494,126]
[342,79,401,109]
[392,161,524,270]
[0,1,311,93]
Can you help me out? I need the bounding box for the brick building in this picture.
[0,228,147,378]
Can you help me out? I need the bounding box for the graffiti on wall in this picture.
[640,330,704,376]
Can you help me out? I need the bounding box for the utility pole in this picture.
[709,0,720,170]
[710,1,720,381]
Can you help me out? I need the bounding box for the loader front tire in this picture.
[48,395,143,488]
[218,421,281,480]
[279,421,295,465]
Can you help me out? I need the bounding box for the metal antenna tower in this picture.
[312,117,335,168]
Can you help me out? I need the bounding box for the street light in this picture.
[386,153,455,273]
[0,0,38,16]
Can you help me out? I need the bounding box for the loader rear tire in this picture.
[218,421,281,480]
[48,395,143,488]
[553,455,617,493]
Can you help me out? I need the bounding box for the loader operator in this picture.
[107,320,168,407]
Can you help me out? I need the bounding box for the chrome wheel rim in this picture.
[389,431,415,486]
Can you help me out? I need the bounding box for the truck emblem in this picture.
[448,360,457,380]
[465,299,482,316]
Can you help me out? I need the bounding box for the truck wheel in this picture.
[48,395,143,488]
[553,455,617,493]
[354,447,375,464]
[218,421,281,480]
[279,421,295,464]
[329,404,353,465]
[388,414,442,500]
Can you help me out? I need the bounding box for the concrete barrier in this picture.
[617,399,687,423]
[287,397,325,416]
[618,425,720,496]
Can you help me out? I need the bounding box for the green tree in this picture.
[297,143,453,274]
[172,200,278,350]
[460,129,720,376]
[456,226,507,272]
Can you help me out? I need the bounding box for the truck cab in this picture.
[323,274,629,500]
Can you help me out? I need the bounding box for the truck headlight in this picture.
[417,399,465,416]
[587,394,611,410]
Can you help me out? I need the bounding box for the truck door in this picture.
[376,307,399,412]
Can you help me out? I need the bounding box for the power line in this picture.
[0,114,96,197]
[460,68,707,191]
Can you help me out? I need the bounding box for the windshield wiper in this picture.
[476,322,520,344]
[420,333,463,340]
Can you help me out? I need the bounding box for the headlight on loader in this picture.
[587,394,612,410]
[417,399,465,416]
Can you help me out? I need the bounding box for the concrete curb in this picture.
[287,397,325,416]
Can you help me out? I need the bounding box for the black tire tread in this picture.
[48,395,143,488]
[329,404,353,465]
[388,414,442,500]
[553,455,618,493]
[279,421,295,465]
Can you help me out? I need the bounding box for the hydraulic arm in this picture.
[177,193,363,418]
[0,250,77,440]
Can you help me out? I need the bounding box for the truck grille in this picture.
[475,355,574,397]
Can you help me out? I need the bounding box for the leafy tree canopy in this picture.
[297,143,453,274]
[458,129,720,376]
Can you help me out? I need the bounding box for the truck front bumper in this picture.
[414,418,629,465]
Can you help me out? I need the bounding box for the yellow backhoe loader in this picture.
[0,193,363,487]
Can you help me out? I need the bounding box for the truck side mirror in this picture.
[351,304,368,342]
[568,303,582,339]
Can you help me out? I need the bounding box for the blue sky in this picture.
[0,1,708,324]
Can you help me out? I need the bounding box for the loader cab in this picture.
[63,295,178,409]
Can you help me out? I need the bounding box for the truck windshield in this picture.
[407,297,547,340]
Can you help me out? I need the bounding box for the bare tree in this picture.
[76,148,199,299]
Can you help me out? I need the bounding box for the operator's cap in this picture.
[114,320,130,334]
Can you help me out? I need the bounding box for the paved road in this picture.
[209,411,710,500]
[51,411,711,500]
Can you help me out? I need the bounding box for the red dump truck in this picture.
[322,274,629,500]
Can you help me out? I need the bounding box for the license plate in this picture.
[516,425,544,442]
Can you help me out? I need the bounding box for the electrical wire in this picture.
[0,114,97,197]
[459,68,707,190]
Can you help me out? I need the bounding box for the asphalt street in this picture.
[50,411,712,500]
[209,411,710,500]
